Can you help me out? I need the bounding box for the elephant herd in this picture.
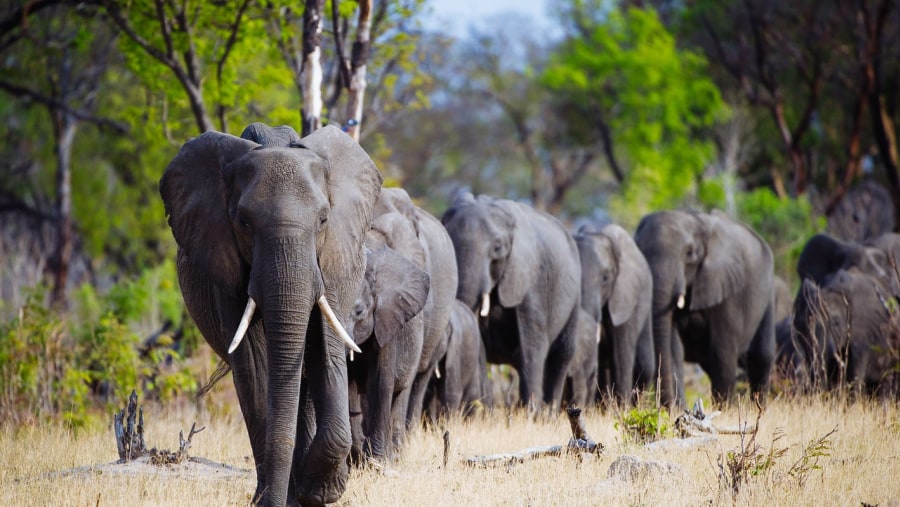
[159,124,899,506]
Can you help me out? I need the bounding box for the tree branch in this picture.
[0,79,129,133]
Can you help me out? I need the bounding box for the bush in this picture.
[0,261,199,428]
[615,402,672,443]
[737,189,824,290]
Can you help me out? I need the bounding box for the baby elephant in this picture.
[347,211,431,464]
[427,300,492,420]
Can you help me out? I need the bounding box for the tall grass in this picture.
[3,393,899,506]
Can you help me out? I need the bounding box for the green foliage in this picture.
[615,403,672,443]
[736,189,824,288]
[0,262,197,428]
[543,5,728,224]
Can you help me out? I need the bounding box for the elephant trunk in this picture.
[259,244,317,507]
[454,246,491,313]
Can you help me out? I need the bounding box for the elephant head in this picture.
[441,192,536,316]
[159,125,382,506]
[635,210,749,315]
[350,212,430,348]
[575,224,647,329]
[797,233,890,286]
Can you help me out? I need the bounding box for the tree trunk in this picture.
[301,0,325,136]
[344,0,372,142]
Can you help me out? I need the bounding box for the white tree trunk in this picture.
[345,0,372,142]
[301,0,325,136]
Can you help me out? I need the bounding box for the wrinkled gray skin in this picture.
[564,308,600,408]
[160,124,382,506]
[347,211,430,463]
[441,193,581,411]
[427,299,492,419]
[373,188,459,430]
[634,210,775,407]
[792,270,899,396]
[574,224,654,405]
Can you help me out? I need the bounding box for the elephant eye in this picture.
[238,211,252,231]
[318,209,329,230]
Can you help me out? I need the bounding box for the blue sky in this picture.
[426,0,550,36]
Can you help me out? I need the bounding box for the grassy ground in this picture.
[3,392,900,506]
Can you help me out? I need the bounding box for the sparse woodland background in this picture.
[1,0,899,426]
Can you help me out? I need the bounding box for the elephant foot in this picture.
[296,463,349,507]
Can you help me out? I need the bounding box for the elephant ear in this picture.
[691,213,749,310]
[294,126,383,312]
[159,131,259,297]
[494,200,539,308]
[240,122,301,147]
[370,246,430,347]
[375,187,420,236]
[602,224,645,327]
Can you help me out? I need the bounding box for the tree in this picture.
[673,0,899,218]
[543,4,728,223]
[0,3,125,307]
[100,0,255,135]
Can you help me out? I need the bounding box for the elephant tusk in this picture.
[228,297,257,354]
[479,292,491,317]
[435,366,441,379]
[676,293,686,310]
[318,295,362,354]
[349,350,354,362]
[596,323,602,344]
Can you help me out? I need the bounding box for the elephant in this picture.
[346,210,431,463]
[792,269,900,396]
[826,179,895,243]
[563,308,600,408]
[426,299,492,420]
[159,124,382,506]
[634,209,776,407]
[574,223,654,405]
[373,188,459,431]
[796,232,900,297]
[441,192,582,411]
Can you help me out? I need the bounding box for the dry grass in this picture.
[3,394,900,507]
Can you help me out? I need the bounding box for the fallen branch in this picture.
[675,399,757,437]
[463,406,604,468]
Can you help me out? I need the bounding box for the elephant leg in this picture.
[611,325,636,405]
[363,358,394,461]
[633,318,655,398]
[229,332,268,498]
[390,385,413,457]
[542,309,578,411]
[703,321,739,404]
[846,347,870,396]
[347,380,365,465]
[671,327,687,407]
[442,360,464,416]
[745,304,775,402]
[405,369,431,431]
[295,321,352,506]
[517,343,548,412]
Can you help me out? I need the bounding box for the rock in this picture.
[606,454,683,483]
